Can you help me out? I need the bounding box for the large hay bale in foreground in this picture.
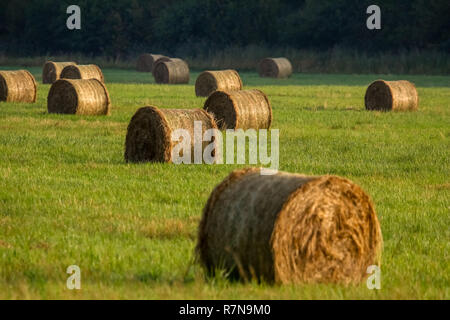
[195,70,243,97]
[258,57,292,78]
[365,80,419,111]
[136,54,168,72]
[0,70,37,103]
[197,168,382,284]
[153,58,189,84]
[125,106,217,163]
[42,61,76,84]
[60,64,104,82]
[203,89,272,130]
[47,79,111,115]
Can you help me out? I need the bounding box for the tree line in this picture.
[0,0,449,58]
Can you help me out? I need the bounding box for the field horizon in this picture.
[0,67,448,299]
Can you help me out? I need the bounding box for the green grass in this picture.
[0,67,449,299]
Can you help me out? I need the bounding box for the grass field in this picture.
[0,67,449,299]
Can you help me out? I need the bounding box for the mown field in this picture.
[0,67,448,299]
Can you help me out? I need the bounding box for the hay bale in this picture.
[0,70,37,103]
[136,54,168,72]
[197,168,382,284]
[125,106,217,163]
[42,61,76,84]
[153,58,190,84]
[195,70,243,97]
[60,64,104,82]
[365,80,419,111]
[258,57,292,78]
[47,79,111,115]
[203,89,272,130]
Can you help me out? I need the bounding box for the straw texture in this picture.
[60,64,104,82]
[0,70,37,103]
[195,70,243,97]
[197,168,382,285]
[42,61,76,84]
[203,89,272,130]
[47,79,111,115]
[125,106,217,163]
[365,80,419,111]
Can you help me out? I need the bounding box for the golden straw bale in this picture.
[197,168,382,285]
[203,89,272,130]
[47,79,111,115]
[365,80,419,111]
[0,70,37,103]
[195,70,243,97]
[125,106,217,163]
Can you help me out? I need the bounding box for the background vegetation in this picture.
[0,0,449,74]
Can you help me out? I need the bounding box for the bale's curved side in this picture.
[136,54,167,72]
[365,80,418,111]
[195,70,243,97]
[42,61,76,84]
[153,58,190,84]
[197,168,382,284]
[258,58,292,78]
[125,106,217,163]
[60,64,104,82]
[0,70,37,103]
[203,89,272,130]
[47,79,110,115]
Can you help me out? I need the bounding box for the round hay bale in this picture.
[258,57,293,78]
[47,79,111,115]
[60,64,104,82]
[365,80,419,111]
[197,167,382,284]
[136,54,168,72]
[195,70,243,97]
[42,61,76,84]
[203,89,272,130]
[153,58,190,84]
[0,70,37,103]
[125,106,217,163]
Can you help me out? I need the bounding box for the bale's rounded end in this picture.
[203,91,237,129]
[42,61,57,84]
[47,79,79,114]
[364,80,393,111]
[124,106,172,163]
[195,71,219,97]
[272,175,382,284]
